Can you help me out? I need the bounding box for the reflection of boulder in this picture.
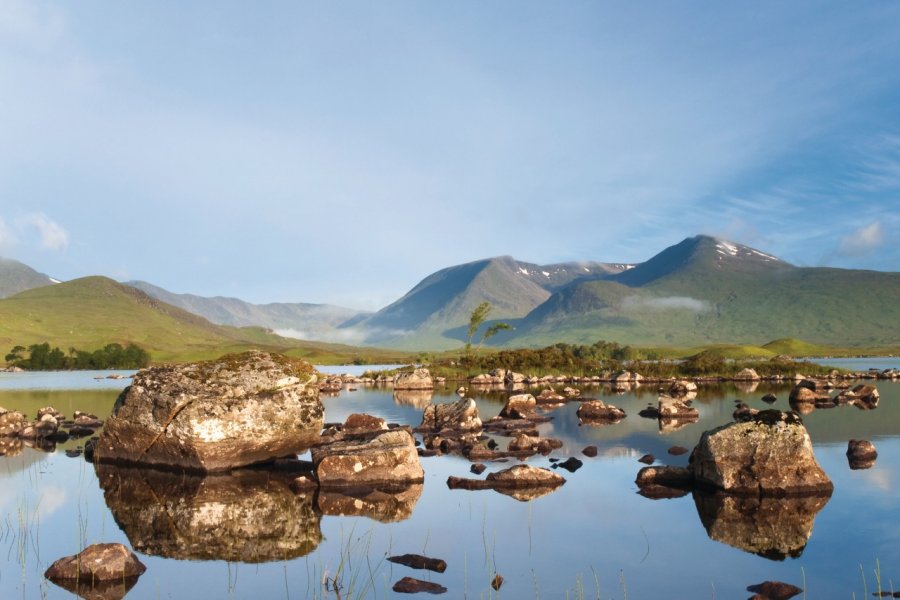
[393,389,434,409]
[45,577,139,600]
[733,380,760,394]
[317,483,423,522]
[96,464,322,562]
[693,491,830,560]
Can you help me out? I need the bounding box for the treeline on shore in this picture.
[4,342,151,370]
[433,341,836,379]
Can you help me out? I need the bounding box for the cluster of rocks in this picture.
[0,406,102,456]
[638,394,700,433]
[787,379,879,414]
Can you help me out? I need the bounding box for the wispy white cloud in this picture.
[622,296,710,312]
[20,213,69,250]
[839,222,886,257]
[0,216,16,248]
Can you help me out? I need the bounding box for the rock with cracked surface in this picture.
[312,429,424,487]
[418,398,482,432]
[95,351,323,472]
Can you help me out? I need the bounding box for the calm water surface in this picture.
[1,362,899,599]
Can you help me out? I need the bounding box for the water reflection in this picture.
[692,491,831,560]
[47,576,140,600]
[96,464,322,562]
[317,483,423,522]
[393,389,434,409]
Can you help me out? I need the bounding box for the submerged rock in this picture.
[690,410,832,496]
[95,351,323,472]
[746,581,803,599]
[387,553,447,573]
[312,429,424,487]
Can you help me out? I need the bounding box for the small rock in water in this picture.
[64,449,82,458]
[470,463,487,475]
[582,445,598,457]
[746,580,803,599]
[392,576,447,594]
[638,454,655,465]
[387,554,447,573]
[554,457,583,473]
[761,394,778,404]
[667,446,688,456]
[491,574,504,590]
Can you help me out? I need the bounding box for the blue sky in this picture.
[1,1,898,310]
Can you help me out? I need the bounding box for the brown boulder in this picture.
[312,429,424,487]
[44,543,146,583]
[576,400,626,422]
[95,351,323,472]
[847,439,878,469]
[343,413,388,434]
[746,581,803,600]
[393,577,447,594]
[690,410,833,496]
[499,393,536,419]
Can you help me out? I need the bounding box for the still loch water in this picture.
[1,362,899,599]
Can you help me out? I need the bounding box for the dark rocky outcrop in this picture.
[694,491,829,559]
[96,463,322,562]
[95,351,323,472]
[44,543,146,587]
[393,577,447,594]
[690,410,832,496]
[387,554,447,573]
[312,429,424,487]
[746,580,803,599]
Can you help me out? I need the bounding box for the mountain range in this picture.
[2,235,898,353]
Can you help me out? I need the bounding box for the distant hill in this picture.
[344,256,631,349]
[0,257,57,298]
[508,235,900,348]
[0,277,405,364]
[126,280,367,342]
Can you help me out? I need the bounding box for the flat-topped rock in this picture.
[312,429,424,487]
[393,368,434,390]
[418,398,481,432]
[45,543,146,583]
[95,351,323,472]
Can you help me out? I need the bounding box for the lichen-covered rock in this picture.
[393,368,434,390]
[44,543,146,583]
[342,413,388,434]
[576,400,626,422]
[95,351,323,472]
[690,410,832,496]
[498,394,536,419]
[312,429,424,487]
[789,385,831,405]
[535,388,565,403]
[96,463,321,562]
[418,398,481,432]
[668,380,698,396]
[507,432,562,454]
[487,464,566,488]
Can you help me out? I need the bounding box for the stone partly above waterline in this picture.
[311,428,425,487]
[95,351,324,472]
[690,410,833,496]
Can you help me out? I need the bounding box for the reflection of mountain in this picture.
[317,484,423,522]
[693,491,830,560]
[97,464,322,562]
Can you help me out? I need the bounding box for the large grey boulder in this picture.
[393,368,434,390]
[95,351,323,472]
[311,429,424,487]
[690,410,832,496]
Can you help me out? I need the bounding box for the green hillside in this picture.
[509,236,900,349]
[0,277,411,364]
